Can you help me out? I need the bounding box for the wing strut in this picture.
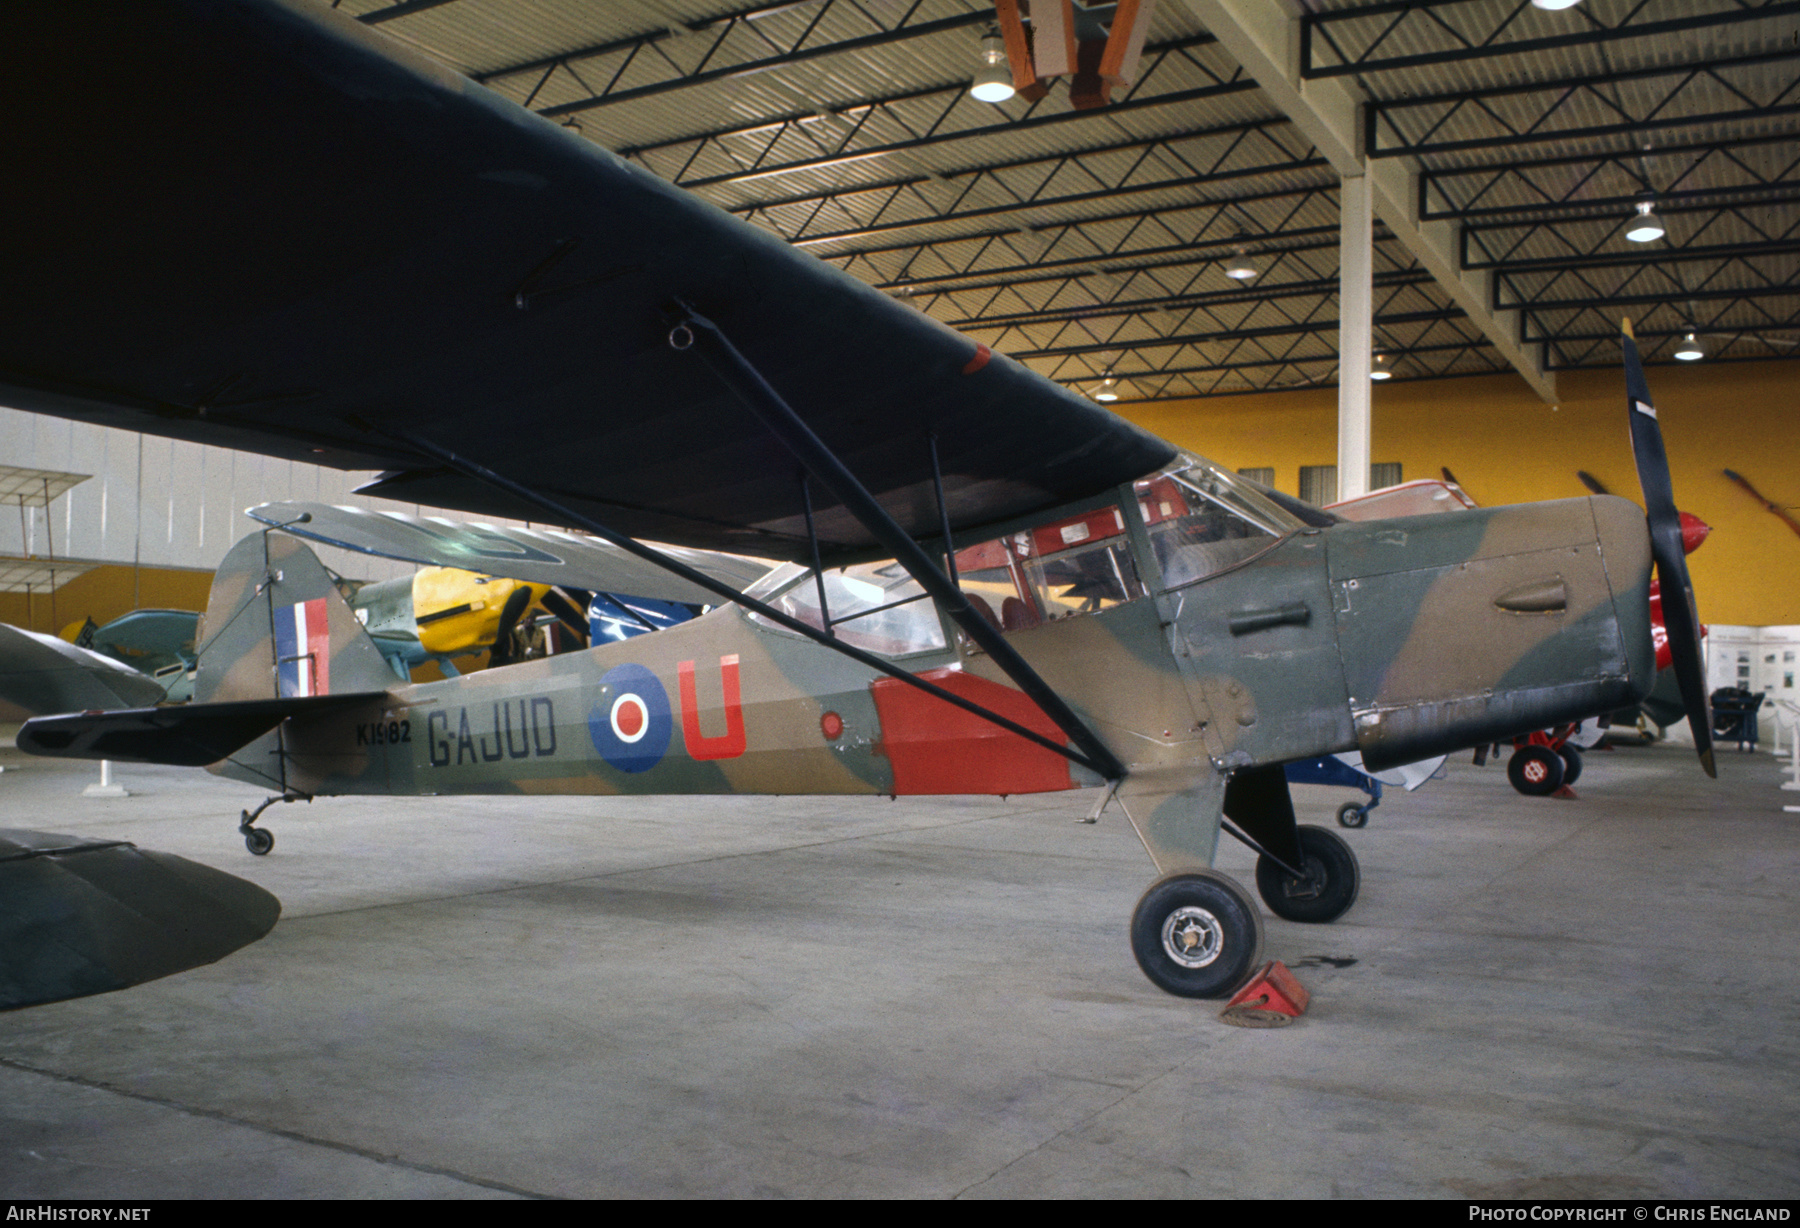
[373,428,1119,779]
[674,306,1128,783]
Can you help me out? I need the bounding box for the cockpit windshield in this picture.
[1136,456,1304,590]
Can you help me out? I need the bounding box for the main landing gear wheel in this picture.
[1254,825,1361,924]
[1557,745,1583,786]
[243,826,274,856]
[1507,745,1565,796]
[1130,870,1264,999]
[1336,801,1369,829]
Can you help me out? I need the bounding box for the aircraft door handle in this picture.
[1226,602,1310,636]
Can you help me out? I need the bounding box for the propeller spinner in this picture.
[1621,319,1716,777]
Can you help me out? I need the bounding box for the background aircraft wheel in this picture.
[1557,745,1583,786]
[1507,745,1564,796]
[244,827,274,856]
[1336,801,1368,829]
[1130,870,1264,999]
[1254,825,1361,923]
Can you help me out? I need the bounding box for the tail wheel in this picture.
[1336,801,1369,829]
[1507,745,1565,796]
[1130,871,1264,999]
[1255,825,1361,923]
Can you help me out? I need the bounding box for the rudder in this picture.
[195,530,395,704]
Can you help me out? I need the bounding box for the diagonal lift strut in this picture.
[675,305,1127,782]
[372,429,1118,779]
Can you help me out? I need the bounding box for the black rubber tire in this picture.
[1507,745,1565,796]
[244,827,274,856]
[1254,825,1361,923]
[1336,801,1368,829]
[1130,871,1264,999]
[1557,745,1583,786]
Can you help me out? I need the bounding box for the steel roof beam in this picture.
[614,34,1226,186]
[356,0,465,24]
[1179,0,1557,402]
[1517,285,1800,328]
[1420,133,1800,221]
[820,186,1348,272]
[874,229,1355,295]
[1300,0,1800,79]
[728,116,1307,215]
[733,115,1328,246]
[1465,209,1800,270]
[1366,51,1800,160]
[1464,237,1800,275]
[1000,308,1468,358]
[680,81,1260,191]
[468,1,993,117]
[1434,182,1800,225]
[938,267,1436,328]
[1036,336,1500,388]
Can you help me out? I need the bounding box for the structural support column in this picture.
[1337,173,1373,502]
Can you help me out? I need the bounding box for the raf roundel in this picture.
[588,663,672,773]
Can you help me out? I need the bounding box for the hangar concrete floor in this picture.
[0,736,1795,1200]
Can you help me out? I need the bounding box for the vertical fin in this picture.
[194,531,395,705]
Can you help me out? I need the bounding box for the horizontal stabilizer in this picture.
[18,694,381,766]
[0,624,168,715]
[249,502,773,603]
[0,829,279,1011]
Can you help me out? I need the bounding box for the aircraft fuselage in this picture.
[220,483,1654,811]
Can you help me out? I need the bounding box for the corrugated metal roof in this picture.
[323,0,1798,396]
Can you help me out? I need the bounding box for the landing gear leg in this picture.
[238,792,308,856]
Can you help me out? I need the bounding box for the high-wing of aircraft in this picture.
[0,1,1714,1000]
[248,502,773,679]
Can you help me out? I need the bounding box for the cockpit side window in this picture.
[1136,462,1289,590]
[746,560,946,657]
[952,501,1145,639]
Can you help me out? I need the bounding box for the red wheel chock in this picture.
[1220,960,1310,1027]
[1552,785,1580,800]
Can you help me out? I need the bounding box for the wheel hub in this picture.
[1279,854,1327,901]
[1161,905,1224,968]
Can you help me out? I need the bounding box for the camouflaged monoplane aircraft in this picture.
[0,1,1714,1000]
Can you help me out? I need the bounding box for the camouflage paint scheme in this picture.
[186,472,1654,880]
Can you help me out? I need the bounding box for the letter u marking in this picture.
[678,654,746,761]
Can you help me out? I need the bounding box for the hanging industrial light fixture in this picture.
[970,34,1015,103]
[1626,199,1666,243]
[1223,248,1258,281]
[1370,352,1393,381]
[1674,331,1705,361]
[1094,376,1120,402]
[1530,0,1582,10]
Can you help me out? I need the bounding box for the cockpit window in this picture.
[1137,458,1300,590]
[747,560,946,657]
[953,502,1144,636]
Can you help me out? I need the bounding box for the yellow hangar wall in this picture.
[0,564,215,637]
[1112,358,1800,628]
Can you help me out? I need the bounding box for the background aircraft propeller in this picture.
[1723,468,1800,541]
[1622,320,1716,777]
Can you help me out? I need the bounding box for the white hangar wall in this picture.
[0,407,444,583]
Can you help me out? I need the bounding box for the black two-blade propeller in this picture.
[1621,319,1716,777]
